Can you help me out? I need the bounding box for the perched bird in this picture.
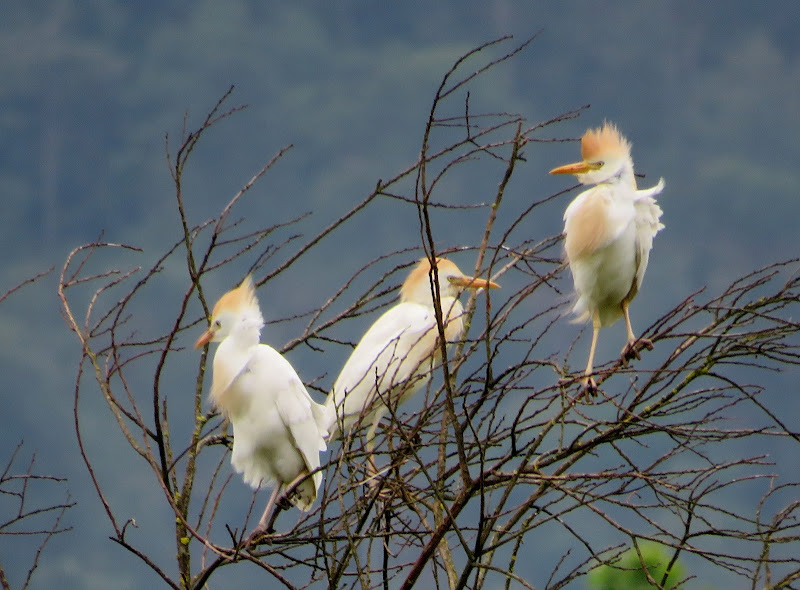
[325,257,499,477]
[550,122,664,395]
[194,275,327,532]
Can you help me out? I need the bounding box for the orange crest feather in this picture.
[580,122,631,163]
[212,274,259,316]
[400,257,460,301]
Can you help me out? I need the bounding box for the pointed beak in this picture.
[450,275,501,291]
[549,160,602,175]
[194,326,216,350]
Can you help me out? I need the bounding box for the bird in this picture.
[549,122,664,395]
[194,275,328,533]
[325,256,499,480]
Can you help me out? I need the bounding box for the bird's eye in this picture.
[214,320,222,329]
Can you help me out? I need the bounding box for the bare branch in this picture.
[56,37,800,590]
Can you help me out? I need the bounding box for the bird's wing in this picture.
[632,178,666,290]
[249,346,326,493]
[274,387,325,494]
[326,302,446,436]
[634,176,666,201]
[563,185,635,262]
[250,346,328,451]
[308,398,331,442]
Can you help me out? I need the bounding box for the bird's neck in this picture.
[442,296,465,336]
[404,284,458,308]
[619,166,636,188]
[423,296,465,340]
[598,163,636,190]
[209,333,257,413]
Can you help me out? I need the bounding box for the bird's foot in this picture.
[621,338,654,364]
[557,375,598,400]
[246,519,295,546]
[581,376,599,399]
[245,525,274,545]
[251,505,286,542]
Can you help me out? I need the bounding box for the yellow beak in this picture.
[194,326,216,350]
[549,161,603,175]
[449,275,501,290]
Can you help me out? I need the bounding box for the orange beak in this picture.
[449,275,500,290]
[549,161,603,175]
[194,326,216,350]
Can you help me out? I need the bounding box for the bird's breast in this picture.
[564,188,636,263]
[570,222,638,325]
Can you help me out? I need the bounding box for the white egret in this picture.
[550,122,665,395]
[195,275,327,532]
[325,257,499,476]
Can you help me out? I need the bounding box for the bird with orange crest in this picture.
[550,122,664,395]
[195,276,328,534]
[325,257,499,481]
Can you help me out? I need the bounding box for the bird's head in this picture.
[549,121,633,185]
[400,257,500,305]
[194,275,264,349]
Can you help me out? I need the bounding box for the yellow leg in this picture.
[582,310,601,396]
[621,300,653,362]
[365,410,395,500]
[623,300,636,346]
[256,484,282,533]
[365,412,382,484]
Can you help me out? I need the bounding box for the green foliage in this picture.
[589,543,686,590]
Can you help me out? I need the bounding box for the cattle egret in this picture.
[550,122,664,395]
[194,275,327,532]
[325,257,499,479]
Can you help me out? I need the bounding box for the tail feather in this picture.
[309,400,331,449]
[321,396,339,442]
[570,298,591,324]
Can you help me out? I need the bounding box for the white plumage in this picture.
[325,257,499,473]
[195,275,327,530]
[550,122,664,394]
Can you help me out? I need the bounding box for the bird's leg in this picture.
[364,413,394,501]
[620,300,653,363]
[365,417,381,486]
[582,310,601,397]
[255,484,282,534]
